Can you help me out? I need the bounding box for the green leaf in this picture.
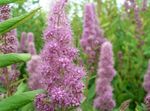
[15,82,28,95]
[0,0,25,5]
[0,7,40,35]
[0,53,31,67]
[81,99,94,111]
[87,83,95,100]
[0,90,44,111]
[0,86,6,93]
[135,103,147,111]
[21,102,35,111]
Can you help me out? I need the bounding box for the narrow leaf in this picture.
[0,53,31,67]
[15,82,28,95]
[0,90,44,111]
[0,7,40,35]
[0,0,25,5]
[21,102,35,111]
[0,86,6,93]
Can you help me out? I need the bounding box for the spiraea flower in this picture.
[19,32,36,54]
[27,55,42,90]
[27,32,36,55]
[143,61,150,110]
[35,0,86,110]
[142,0,148,11]
[134,5,142,33]
[80,3,106,65]
[124,0,144,40]
[26,32,41,89]
[94,41,116,111]
[124,0,135,13]
[143,61,150,93]
[19,32,27,52]
[0,5,10,22]
[0,5,19,91]
[35,94,54,111]
[0,5,18,54]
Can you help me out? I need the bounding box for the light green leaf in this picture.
[0,86,6,93]
[87,83,95,100]
[0,7,40,35]
[21,102,35,111]
[81,99,94,111]
[0,90,44,111]
[0,53,31,67]
[0,0,25,5]
[15,82,28,95]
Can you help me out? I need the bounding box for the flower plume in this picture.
[35,0,86,110]
[94,41,116,111]
[80,3,106,66]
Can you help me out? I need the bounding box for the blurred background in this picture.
[12,0,126,53]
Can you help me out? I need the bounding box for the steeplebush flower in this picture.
[124,0,135,13]
[80,3,106,65]
[0,65,20,91]
[143,62,150,93]
[0,5,19,92]
[19,32,36,54]
[142,0,148,11]
[124,0,142,28]
[27,32,36,55]
[27,55,42,90]
[143,61,150,110]
[19,32,27,52]
[94,41,116,111]
[26,32,41,89]
[124,0,144,41]
[134,5,142,33]
[0,5,10,22]
[0,5,18,54]
[35,0,86,110]
[133,2,144,46]
[35,94,54,111]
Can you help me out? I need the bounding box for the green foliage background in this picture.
[69,0,150,110]
[12,0,45,53]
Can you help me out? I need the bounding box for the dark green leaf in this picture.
[15,82,28,95]
[21,102,34,111]
[0,0,25,5]
[87,83,95,100]
[0,7,40,35]
[0,86,6,93]
[81,99,94,111]
[0,53,31,67]
[0,90,44,111]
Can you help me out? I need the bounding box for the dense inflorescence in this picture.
[19,32,36,54]
[35,94,54,111]
[124,0,144,45]
[0,5,10,21]
[80,3,106,65]
[143,61,150,110]
[19,32,27,52]
[142,0,148,11]
[94,41,116,111]
[143,62,150,95]
[0,5,19,91]
[27,32,36,55]
[27,55,42,90]
[26,32,41,90]
[0,5,18,54]
[124,0,135,13]
[125,0,142,29]
[35,0,86,110]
